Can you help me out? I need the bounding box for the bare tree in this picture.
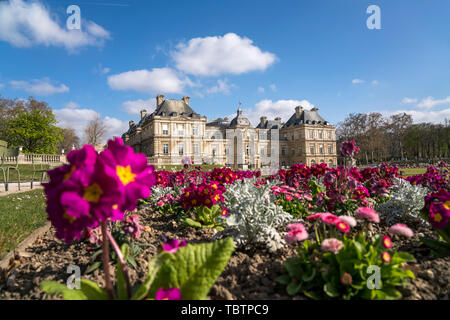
[58,127,81,153]
[84,115,106,146]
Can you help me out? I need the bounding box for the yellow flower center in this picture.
[444,201,450,210]
[112,204,118,210]
[214,194,220,201]
[63,212,76,224]
[434,213,442,223]
[64,165,76,182]
[116,165,136,186]
[83,183,103,203]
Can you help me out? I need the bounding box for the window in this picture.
[291,148,295,155]
[328,145,332,154]
[319,131,323,139]
[298,147,302,156]
[261,147,265,156]
[291,135,294,140]
[162,124,168,135]
[282,148,286,156]
[246,146,250,155]
[311,160,315,165]
[178,125,184,136]
[319,144,324,154]
[163,143,168,154]
[327,131,332,139]
[329,160,333,167]
[309,130,313,139]
[193,125,198,136]
[310,144,315,155]
[212,147,217,157]
[178,143,184,155]
[193,144,199,155]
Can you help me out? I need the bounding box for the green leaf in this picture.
[181,217,203,228]
[275,274,291,285]
[286,282,302,295]
[40,280,87,300]
[79,279,109,300]
[304,291,321,300]
[131,251,174,300]
[323,282,339,298]
[149,237,234,300]
[85,261,101,274]
[301,267,316,282]
[62,289,87,300]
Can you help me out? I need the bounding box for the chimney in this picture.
[156,94,165,107]
[129,120,134,128]
[140,109,147,120]
[295,106,303,118]
[260,116,267,126]
[275,117,281,122]
[182,96,190,106]
[311,107,319,112]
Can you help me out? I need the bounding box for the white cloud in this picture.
[416,96,450,109]
[257,86,264,93]
[100,67,110,75]
[352,79,365,84]
[206,79,235,94]
[401,97,418,104]
[54,107,128,142]
[172,33,277,76]
[270,84,277,92]
[10,78,69,95]
[0,0,110,51]
[379,108,450,124]
[107,67,189,94]
[229,99,315,127]
[65,101,80,109]
[371,80,379,86]
[122,98,155,115]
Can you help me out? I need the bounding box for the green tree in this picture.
[1,97,63,154]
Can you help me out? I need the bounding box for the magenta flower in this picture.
[155,288,182,300]
[306,213,323,221]
[340,140,360,158]
[163,238,187,254]
[321,238,344,254]
[389,223,414,238]
[335,220,350,233]
[43,145,124,243]
[355,207,380,223]
[285,223,309,243]
[99,137,156,211]
[121,214,145,239]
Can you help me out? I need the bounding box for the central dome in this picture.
[230,108,251,127]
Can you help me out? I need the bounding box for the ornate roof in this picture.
[230,108,252,127]
[206,117,231,127]
[154,99,201,118]
[283,107,330,127]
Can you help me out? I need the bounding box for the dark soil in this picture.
[0,207,449,300]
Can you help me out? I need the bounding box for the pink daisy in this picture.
[355,207,380,223]
[389,223,414,238]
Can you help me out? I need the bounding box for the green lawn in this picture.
[2,164,55,183]
[0,189,48,260]
[399,167,427,177]
[153,164,224,171]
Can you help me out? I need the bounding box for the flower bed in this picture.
[0,139,448,300]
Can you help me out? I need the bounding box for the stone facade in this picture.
[121,95,337,169]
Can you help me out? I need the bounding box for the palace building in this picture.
[121,94,337,169]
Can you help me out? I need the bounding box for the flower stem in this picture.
[106,229,132,299]
[101,222,114,300]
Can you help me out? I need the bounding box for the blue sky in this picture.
[1,0,449,141]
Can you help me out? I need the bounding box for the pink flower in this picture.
[340,140,360,158]
[155,288,182,300]
[335,220,350,233]
[306,213,323,221]
[121,214,145,239]
[99,137,156,212]
[382,251,391,263]
[163,238,187,254]
[355,207,380,223]
[389,223,414,238]
[382,236,392,249]
[321,213,339,225]
[341,273,352,285]
[321,238,344,254]
[157,200,165,207]
[285,223,309,243]
[338,216,357,227]
[285,194,293,201]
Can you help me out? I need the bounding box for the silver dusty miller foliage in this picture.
[148,186,180,202]
[376,177,428,225]
[214,178,295,252]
